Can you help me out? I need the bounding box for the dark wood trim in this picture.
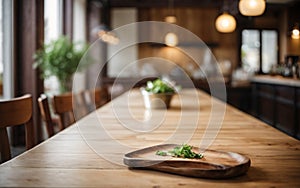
[296,88,300,139]
[35,0,45,143]
[108,0,292,8]
[13,0,44,145]
[108,0,227,8]
[86,0,104,43]
[86,0,112,88]
[86,0,103,88]
[63,0,73,39]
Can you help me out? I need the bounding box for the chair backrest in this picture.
[80,90,93,113]
[81,87,110,113]
[38,94,55,138]
[74,92,89,119]
[52,93,75,129]
[100,86,110,105]
[94,88,102,109]
[81,88,101,112]
[0,94,34,163]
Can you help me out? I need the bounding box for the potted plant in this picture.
[34,35,90,93]
[141,78,177,109]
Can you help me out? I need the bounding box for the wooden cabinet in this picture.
[296,89,300,139]
[226,86,252,113]
[252,81,299,140]
[194,80,252,113]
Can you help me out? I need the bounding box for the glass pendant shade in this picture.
[215,13,236,33]
[292,28,300,39]
[165,32,178,47]
[239,0,266,16]
[165,16,177,24]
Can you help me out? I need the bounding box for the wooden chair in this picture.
[52,93,75,130]
[81,88,101,112]
[74,92,89,118]
[80,90,93,113]
[100,86,110,105]
[81,87,110,113]
[94,88,103,109]
[38,94,56,138]
[0,94,35,163]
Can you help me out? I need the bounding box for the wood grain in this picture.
[124,144,251,179]
[0,89,299,187]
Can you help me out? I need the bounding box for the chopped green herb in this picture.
[156,144,204,159]
[156,150,168,156]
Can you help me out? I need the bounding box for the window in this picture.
[44,0,62,94]
[0,0,14,99]
[44,0,62,44]
[241,29,278,74]
[261,30,278,73]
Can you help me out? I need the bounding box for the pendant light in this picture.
[215,12,237,33]
[164,0,176,23]
[239,0,266,16]
[164,0,178,47]
[165,32,178,47]
[215,0,236,33]
[165,16,177,24]
[291,23,300,39]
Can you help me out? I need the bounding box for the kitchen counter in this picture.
[250,76,300,139]
[251,75,300,87]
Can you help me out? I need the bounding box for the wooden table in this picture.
[0,89,299,187]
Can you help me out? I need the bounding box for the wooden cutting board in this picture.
[123,144,251,179]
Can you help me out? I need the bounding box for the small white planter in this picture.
[141,88,174,109]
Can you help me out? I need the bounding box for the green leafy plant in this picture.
[156,144,204,159]
[145,78,175,94]
[33,35,90,93]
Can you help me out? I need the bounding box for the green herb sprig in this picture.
[156,144,204,159]
[145,79,175,94]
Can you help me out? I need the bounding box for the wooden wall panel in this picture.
[138,7,239,72]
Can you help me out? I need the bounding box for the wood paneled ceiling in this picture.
[105,0,297,8]
[108,0,220,8]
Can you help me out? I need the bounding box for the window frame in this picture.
[239,28,280,74]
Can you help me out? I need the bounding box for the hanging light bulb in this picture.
[165,16,177,24]
[215,13,236,33]
[165,32,178,47]
[239,0,266,16]
[291,24,300,39]
[165,0,176,23]
[163,0,178,47]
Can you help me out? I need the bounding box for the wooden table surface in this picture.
[0,89,299,187]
